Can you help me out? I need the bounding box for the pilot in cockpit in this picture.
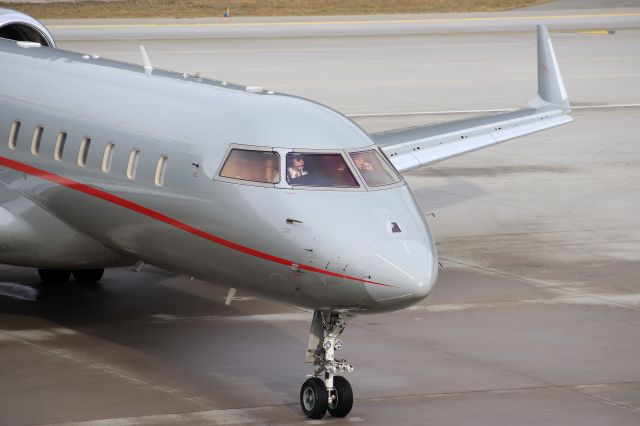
[287,154,308,179]
[349,150,402,187]
[351,152,374,172]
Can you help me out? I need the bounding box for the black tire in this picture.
[300,377,328,419]
[328,376,353,418]
[38,269,71,285]
[72,269,104,283]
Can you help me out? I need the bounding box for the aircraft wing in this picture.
[372,25,572,173]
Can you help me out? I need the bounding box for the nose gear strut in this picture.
[300,309,355,419]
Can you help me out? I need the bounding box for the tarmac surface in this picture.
[1,3,640,426]
[43,8,640,40]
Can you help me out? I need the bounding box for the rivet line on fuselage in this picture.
[0,156,396,288]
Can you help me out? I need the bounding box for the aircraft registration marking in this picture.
[0,156,396,288]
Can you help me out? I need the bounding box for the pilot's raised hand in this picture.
[360,162,373,171]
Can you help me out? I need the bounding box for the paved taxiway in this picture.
[1,4,640,425]
[46,7,640,40]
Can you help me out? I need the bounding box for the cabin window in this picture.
[220,149,280,184]
[8,121,20,149]
[155,155,167,186]
[31,126,43,155]
[102,143,114,173]
[54,132,66,161]
[286,152,358,188]
[127,149,139,180]
[349,150,402,187]
[78,138,90,167]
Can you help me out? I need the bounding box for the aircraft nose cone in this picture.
[364,239,437,310]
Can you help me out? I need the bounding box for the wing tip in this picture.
[535,24,571,111]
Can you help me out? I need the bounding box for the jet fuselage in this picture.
[0,38,438,312]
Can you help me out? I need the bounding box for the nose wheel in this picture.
[300,310,355,419]
[300,377,328,419]
[328,375,353,417]
[300,375,353,419]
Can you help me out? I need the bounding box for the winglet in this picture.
[532,25,570,111]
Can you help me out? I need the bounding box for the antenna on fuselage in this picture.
[225,288,237,306]
[139,45,153,75]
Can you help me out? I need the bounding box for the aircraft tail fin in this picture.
[531,24,570,111]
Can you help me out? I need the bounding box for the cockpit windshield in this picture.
[349,150,402,187]
[218,147,401,190]
[220,149,280,184]
[286,152,359,188]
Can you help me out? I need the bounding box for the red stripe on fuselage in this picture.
[0,156,395,288]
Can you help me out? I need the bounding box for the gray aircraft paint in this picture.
[0,34,435,312]
[0,11,570,314]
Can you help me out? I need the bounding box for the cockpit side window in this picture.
[350,150,402,187]
[286,152,359,188]
[220,149,280,184]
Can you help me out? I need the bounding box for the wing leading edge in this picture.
[373,25,572,173]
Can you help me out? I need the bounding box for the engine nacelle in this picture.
[0,8,55,47]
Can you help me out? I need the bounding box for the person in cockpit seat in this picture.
[351,152,374,172]
[351,151,388,186]
[287,154,308,179]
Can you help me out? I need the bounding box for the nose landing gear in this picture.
[300,310,355,419]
